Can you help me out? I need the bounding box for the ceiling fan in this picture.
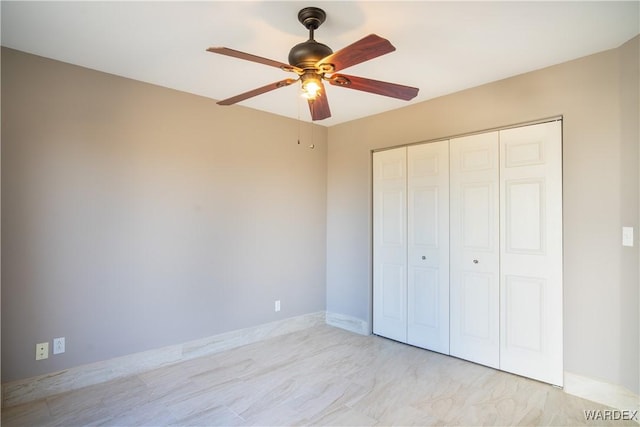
[207,7,419,121]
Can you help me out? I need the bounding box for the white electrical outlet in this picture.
[275,300,281,312]
[53,337,65,355]
[36,342,49,360]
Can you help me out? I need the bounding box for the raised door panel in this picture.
[504,179,545,254]
[407,141,449,353]
[450,132,500,368]
[499,121,563,386]
[373,148,407,342]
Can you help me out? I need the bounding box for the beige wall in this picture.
[1,48,328,382]
[2,35,638,396]
[327,36,639,393]
[619,35,639,397]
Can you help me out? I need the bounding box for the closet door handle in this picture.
[473,259,479,264]
[421,256,426,260]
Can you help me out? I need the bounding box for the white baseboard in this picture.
[325,311,369,335]
[2,311,326,408]
[564,371,640,415]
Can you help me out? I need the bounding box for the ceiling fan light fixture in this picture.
[302,81,321,99]
[301,73,322,100]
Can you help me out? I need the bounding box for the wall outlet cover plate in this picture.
[36,342,49,360]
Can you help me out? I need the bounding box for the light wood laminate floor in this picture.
[2,324,634,426]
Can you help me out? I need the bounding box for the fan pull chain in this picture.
[295,92,314,149]
[297,91,301,145]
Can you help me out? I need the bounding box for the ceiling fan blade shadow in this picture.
[316,34,395,73]
[207,47,302,73]
[328,74,419,101]
[308,81,331,121]
[217,78,298,106]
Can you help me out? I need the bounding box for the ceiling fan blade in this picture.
[217,78,297,106]
[207,47,302,73]
[328,74,419,101]
[308,81,331,121]
[316,34,395,73]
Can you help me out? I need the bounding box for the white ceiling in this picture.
[2,1,638,126]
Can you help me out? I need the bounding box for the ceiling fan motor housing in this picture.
[288,40,332,69]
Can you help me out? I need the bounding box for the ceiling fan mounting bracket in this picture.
[318,63,335,74]
[330,75,351,87]
[276,79,296,88]
[297,7,326,31]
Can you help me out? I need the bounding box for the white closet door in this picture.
[407,141,450,354]
[373,148,407,342]
[450,132,500,368]
[499,121,563,386]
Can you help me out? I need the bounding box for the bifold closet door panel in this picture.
[499,121,563,386]
[450,132,500,369]
[407,141,450,354]
[373,147,408,342]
